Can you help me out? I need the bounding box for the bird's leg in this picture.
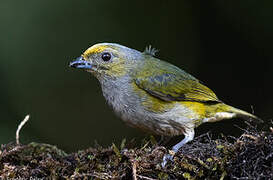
[161,128,195,167]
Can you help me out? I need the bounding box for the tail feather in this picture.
[204,103,263,123]
[227,106,263,123]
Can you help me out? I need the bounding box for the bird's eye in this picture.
[101,52,112,61]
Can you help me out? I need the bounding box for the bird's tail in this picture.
[205,103,263,123]
[227,105,263,123]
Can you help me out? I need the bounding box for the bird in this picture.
[69,43,261,167]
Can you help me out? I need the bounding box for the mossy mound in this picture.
[1,124,272,179]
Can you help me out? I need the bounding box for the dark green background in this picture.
[1,0,272,152]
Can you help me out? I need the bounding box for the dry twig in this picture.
[16,114,30,145]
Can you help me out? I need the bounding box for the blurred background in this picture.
[0,0,272,152]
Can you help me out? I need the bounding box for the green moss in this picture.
[0,122,272,179]
[158,172,169,180]
[182,172,192,179]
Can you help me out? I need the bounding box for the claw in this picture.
[161,129,195,168]
[161,153,173,167]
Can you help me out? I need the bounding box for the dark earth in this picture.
[0,122,272,179]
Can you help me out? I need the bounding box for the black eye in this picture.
[101,52,111,61]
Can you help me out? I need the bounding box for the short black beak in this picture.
[69,56,92,69]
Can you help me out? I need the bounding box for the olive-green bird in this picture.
[70,43,261,166]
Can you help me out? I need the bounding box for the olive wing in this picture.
[135,72,220,103]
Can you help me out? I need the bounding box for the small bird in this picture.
[70,43,261,166]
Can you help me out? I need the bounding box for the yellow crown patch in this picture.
[82,45,108,59]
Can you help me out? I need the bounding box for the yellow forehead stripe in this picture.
[82,45,108,59]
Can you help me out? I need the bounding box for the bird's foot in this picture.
[161,130,194,168]
[161,150,175,168]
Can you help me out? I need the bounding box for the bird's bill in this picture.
[69,56,92,69]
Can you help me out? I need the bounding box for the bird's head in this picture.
[70,43,143,80]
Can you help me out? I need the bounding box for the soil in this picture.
[0,122,272,179]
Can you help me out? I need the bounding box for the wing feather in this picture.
[135,57,221,103]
